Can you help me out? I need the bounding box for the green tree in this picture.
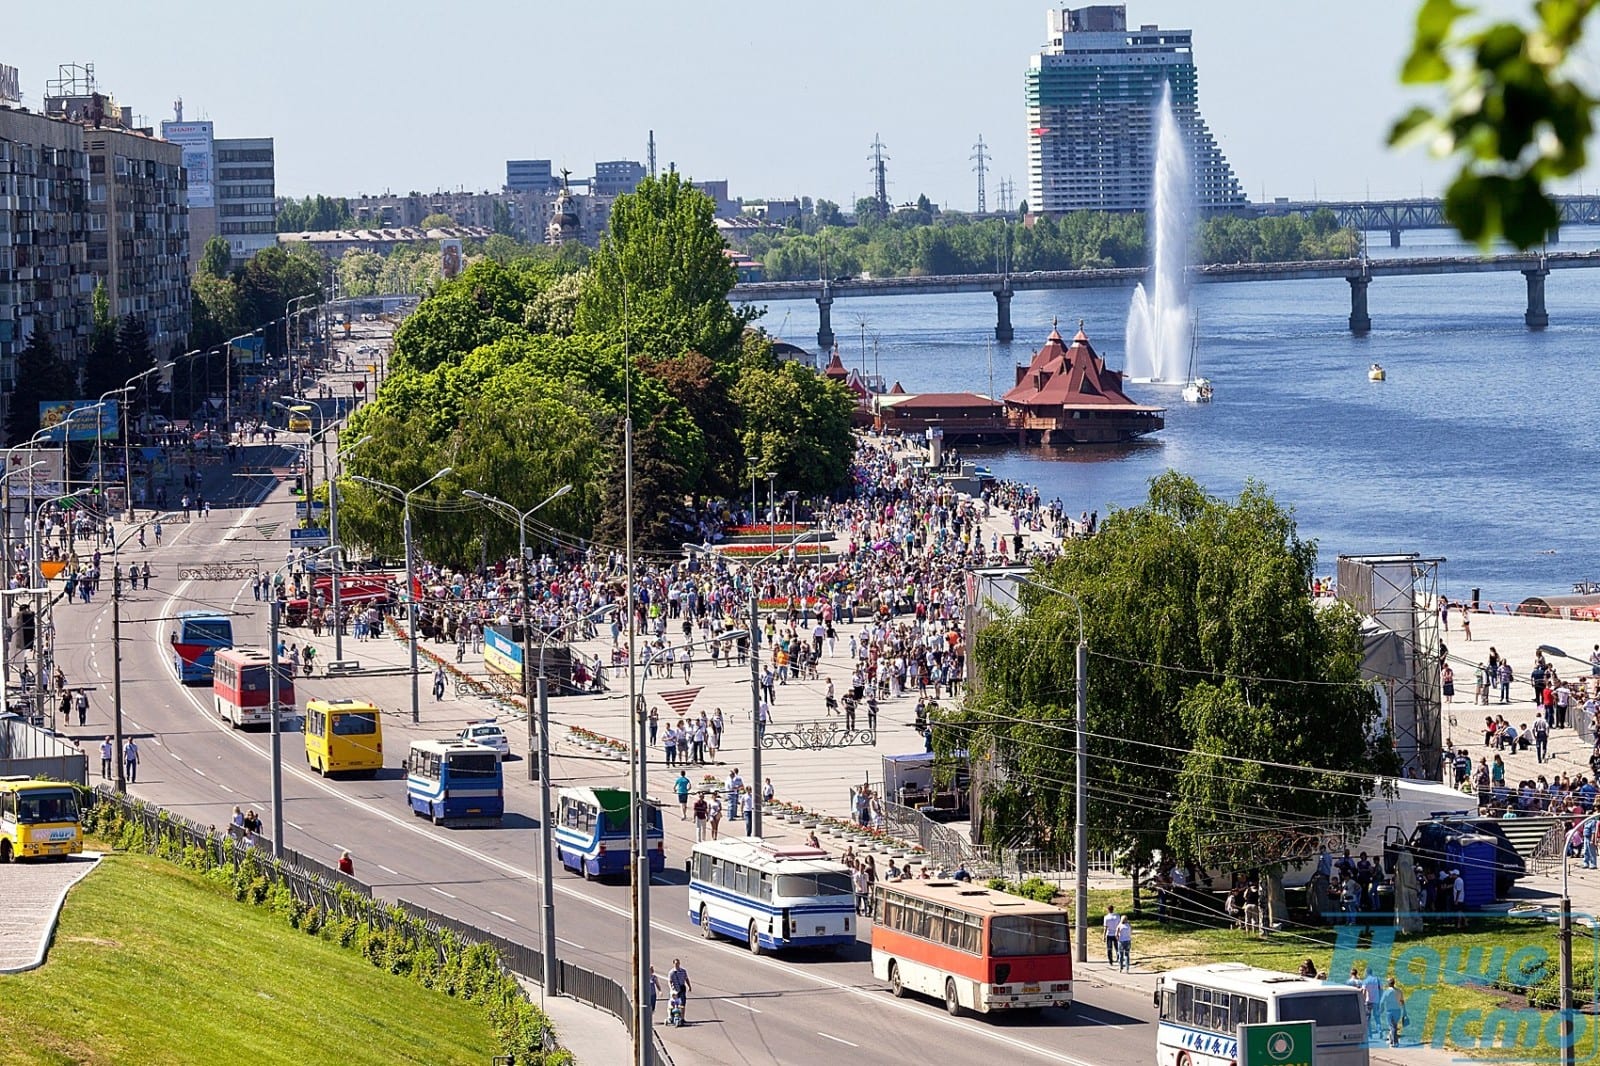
[940,473,1397,898]
[1393,0,1597,248]
[190,273,242,350]
[7,329,77,444]
[276,194,354,233]
[814,199,844,227]
[419,212,456,231]
[577,172,754,363]
[732,356,855,498]
[591,413,688,553]
[198,236,232,279]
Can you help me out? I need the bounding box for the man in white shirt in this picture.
[1451,869,1466,928]
[1102,905,1120,966]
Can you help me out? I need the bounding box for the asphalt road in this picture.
[50,429,1159,1065]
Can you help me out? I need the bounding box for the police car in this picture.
[457,719,510,757]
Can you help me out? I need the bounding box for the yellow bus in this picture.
[0,777,83,862]
[304,698,383,777]
[286,405,315,433]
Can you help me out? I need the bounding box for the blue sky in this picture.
[6,0,1586,208]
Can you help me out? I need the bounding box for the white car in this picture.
[458,721,509,756]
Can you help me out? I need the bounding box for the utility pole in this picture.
[972,135,991,214]
[869,134,890,219]
[750,584,763,837]
[268,595,284,859]
[112,576,125,793]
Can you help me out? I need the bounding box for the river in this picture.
[742,226,1600,604]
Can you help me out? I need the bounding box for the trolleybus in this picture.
[171,611,234,683]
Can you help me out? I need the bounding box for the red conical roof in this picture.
[1002,322,1140,409]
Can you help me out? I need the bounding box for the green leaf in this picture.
[1388,106,1440,146]
[1400,49,1453,83]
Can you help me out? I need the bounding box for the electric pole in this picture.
[972,135,991,214]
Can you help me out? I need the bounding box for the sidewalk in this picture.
[0,852,101,973]
[515,979,632,1066]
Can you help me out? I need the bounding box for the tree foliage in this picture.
[198,236,232,279]
[276,194,354,233]
[6,329,77,444]
[1393,0,1597,248]
[939,473,1397,875]
[732,357,856,498]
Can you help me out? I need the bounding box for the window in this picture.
[989,914,1071,957]
[331,712,376,736]
[16,791,77,824]
[1278,992,1362,1028]
[308,712,326,738]
[734,866,750,895]
[447,752,498,777]
[1176,983,1193,1025]
[759,873,773,901]
[776,872,854,897]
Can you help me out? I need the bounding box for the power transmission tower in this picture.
[971,135,991,213]
[869,134,890,218]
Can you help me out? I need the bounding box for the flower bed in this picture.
[567,726,628,757]
[724,524,807,536]
[388,617,525,709]
[718,543,827,558]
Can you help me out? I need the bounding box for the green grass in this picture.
[0,852,496,1066]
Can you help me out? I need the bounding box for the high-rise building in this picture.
[592,160,645,198]
[1026,5,1245,214]
[214,136,275,260]
[506,159,554,193]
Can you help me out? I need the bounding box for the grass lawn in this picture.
[1083,887,1600,1060]
[0,852,497,1066]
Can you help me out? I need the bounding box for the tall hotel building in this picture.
[1026,5,1246,214]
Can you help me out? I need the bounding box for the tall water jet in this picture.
[1124,82,1193,384]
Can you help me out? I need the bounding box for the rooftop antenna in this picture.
[972,135,991,213]
[647,130,656,178]
[173,96,183,122]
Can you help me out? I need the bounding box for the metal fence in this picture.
[0,717,87,784]
[94,789,670,1062]
[880,797,1121,883]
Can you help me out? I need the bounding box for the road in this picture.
[47,341,1159,1066]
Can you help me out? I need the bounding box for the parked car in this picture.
[458,720,510,757]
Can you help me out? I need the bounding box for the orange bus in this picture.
[872,879,1073,1017]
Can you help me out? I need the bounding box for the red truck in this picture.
[284,574,396,626]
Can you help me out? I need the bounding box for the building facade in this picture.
[506,159,555,193]
[1026,5,1245,214]
[592,159,645,198]
[82,126,190,356]
[0,107,91,392]
[214,136,275,260]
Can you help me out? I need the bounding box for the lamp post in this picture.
[1560,814,1591,1066]
[1018,575,1089,965]
[94,386,134,520]
[121,363,161,521]
[0,462,43,699]
[327,434,372,664]
[352,467,453,724]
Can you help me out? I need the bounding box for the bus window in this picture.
[1176,982,1193,1024]
[989,913,1070,956]
[777,871,853,897]
[332,711,377,735]
[1279,992,1363,1027]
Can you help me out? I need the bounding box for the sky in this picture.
[6,0,1594,209]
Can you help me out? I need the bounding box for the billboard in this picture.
[230,335,265,365]
[39,399,119,442]
[6,449,66,498]
[160,120,215,209]
[440,239,463,279]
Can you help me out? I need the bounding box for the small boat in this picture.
[1182,377,1213,403]
[1369,363,1386,382]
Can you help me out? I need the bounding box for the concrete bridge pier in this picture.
[994,285,1014,342]
[1347,276,1372,335]
[816,288,835,352]
[1389,228,1402,249]
[1523,267,1550,329]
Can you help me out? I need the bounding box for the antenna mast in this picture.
[971,135,991,213]
[647,130,657,178]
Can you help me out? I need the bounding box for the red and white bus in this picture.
[212,647,295,728]
[872,879,1073,1017]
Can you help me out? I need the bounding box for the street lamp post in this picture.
[94,387,132,522]
[353,468,453,724]
[327,434,372,664]
[1019,575,1089,965]
[121,363,162,521]
[0,462,42,698]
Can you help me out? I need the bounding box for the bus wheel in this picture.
[699,905,714,940]
[944,977,962,1017]
[747,922,763,956]
[0,840,11,863]
[1176,1054,1192,1066]
[888,961,905,998]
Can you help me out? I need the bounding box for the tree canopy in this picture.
[6,330,77,444]
[939,473,1397,879]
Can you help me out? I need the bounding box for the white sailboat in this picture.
[1181,317,1212,403]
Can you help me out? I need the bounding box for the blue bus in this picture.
[555,786,664,880]
[405,740,504,825]
[171,611,235,684]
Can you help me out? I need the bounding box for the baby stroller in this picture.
[668,989,686,1027]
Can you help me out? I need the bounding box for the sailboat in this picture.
[1181,317,1212,403]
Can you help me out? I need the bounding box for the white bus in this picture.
[687,839,856,955]
[1155,964,1369,1066]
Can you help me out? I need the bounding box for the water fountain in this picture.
[1124,82,1192,384]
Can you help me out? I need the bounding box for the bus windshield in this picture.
[778,871,854,897]
[331,712,377,735]
[1278,992,1363,1027]
[184,620,232,642]
[447,752,499,777]
[990,913,1071,956]
[16,790,79,824]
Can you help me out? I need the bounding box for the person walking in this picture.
[1102,905,1120,966]
[99,736,113,780]
[1116,915,1132,972]
[692,794,709,841]
[123,737,139,784]
[1380,977,1408,1047]
[675,771,691,819]
[708,794,723,840]
[667,959,692,1024]
[1534,712,1549,763]
[74,688,88,726]
[648,964,661,1023]
[338,850,355,875]
[432,664,446,701]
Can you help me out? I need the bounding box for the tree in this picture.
[939,473,1397,897]
[577,172,754,364]
[732,357,855,498]
[591,413,688,553]
[419,212,456,231]
[198,236,232,279]
[276,194,353,233]
[7,329,77,444]
[814,199,844,227]
[640,350,742,500]
[1393,0,1597,248]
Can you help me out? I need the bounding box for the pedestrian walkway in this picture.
[0,853,101,973]
[514,979,632,1066]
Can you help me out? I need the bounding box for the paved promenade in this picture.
[0,853,100,973]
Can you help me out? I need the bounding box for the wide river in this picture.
[742,227,1600,604]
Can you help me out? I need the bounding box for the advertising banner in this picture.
[6,448,66,498]
[440,239,463,279]
[230,334,265,365]
[0,65,19,106]
[160,120,215,208]
[39,399,119,442]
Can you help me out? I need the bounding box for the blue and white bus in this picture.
[405,740,504,826]
[554,787,664,880]
[1155,964,1369,1066]
[688,839,857,955]
[170,611,234,684]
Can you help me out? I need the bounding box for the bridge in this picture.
[731,251,1600,346]
[1243,194,1600,247]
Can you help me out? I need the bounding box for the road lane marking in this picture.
[491,911,518,923]
[720,997,762,1014]
[376,863,399,875]
[429,886,457,899]
[817,1032,857,1047]
[155,489,1095,1066]
[286,821,304,831]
